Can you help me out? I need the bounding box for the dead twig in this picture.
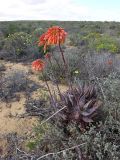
[37,143,86,160]
[40,105,67,126]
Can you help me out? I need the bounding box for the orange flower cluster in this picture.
[38,33,47,52]
[32,59,45,71]
[32,26,67,71]
[38,26,67,52]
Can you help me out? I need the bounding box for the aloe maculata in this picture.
[61,84,102,130]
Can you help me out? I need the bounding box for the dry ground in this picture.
[0,60,67,157]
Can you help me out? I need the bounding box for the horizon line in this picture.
[0,20,120,23]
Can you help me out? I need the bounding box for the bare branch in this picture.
[40,106,67,126]
[37,143,86,160]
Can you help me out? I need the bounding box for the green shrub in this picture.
[0,70,40,102]
[3,32,32,57]
[83,32,101,40]
[69,33,88,47]
[98,72,120,102]
[0,31,5,51]
[89,35,119,53]
[32,28,44,40]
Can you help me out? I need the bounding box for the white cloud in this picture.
[0,0,89,21]
[0,0,120,21]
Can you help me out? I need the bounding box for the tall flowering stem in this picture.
[58,42,67,68]
[37,26,73,95]
[32,59,54,104]
[58,28,67,68]
[41,71,54,103]
[45,53,63,100]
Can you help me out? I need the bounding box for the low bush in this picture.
[0,31,5,51]
[0,70,40,102]
[89,35,120,53]
[98,72,120,103]
[0,32,39,61]
[84,52,120,79]
[25,98,50,117]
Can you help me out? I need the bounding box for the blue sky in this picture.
[75,0,120,21]
[0,0,120,21]
[76,0,119,8]
[76,0,120,10]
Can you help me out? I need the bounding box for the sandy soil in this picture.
[0,61,38,135]
[0,60,68,157]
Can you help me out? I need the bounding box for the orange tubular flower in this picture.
[38,33,46,46]
[38,33,47,52]
[45,26,67,45]
[38,26,67,52]
[32,59,45,71]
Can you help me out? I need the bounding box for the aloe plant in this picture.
[61,84,102,129]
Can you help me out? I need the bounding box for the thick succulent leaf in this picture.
[67,94,78,111]
[78,86,84,97]
[62,84,102,126]
[93,100,102,109]
[83,99,96,110]
[81,109,96,116]
[91,86,97,98]
[83,84,88,93]
[87,101,102,115]
[68,94,74,103]
[63,93,68,103]
[74,112,80,120]
[84,85,90,97]
[89,86,94,97]
[88,103,100,113]
[81,100,102,116]
[78,96,86,109]
[82,117,93,123]
[66,97,73,109]
[88,112,97,118]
